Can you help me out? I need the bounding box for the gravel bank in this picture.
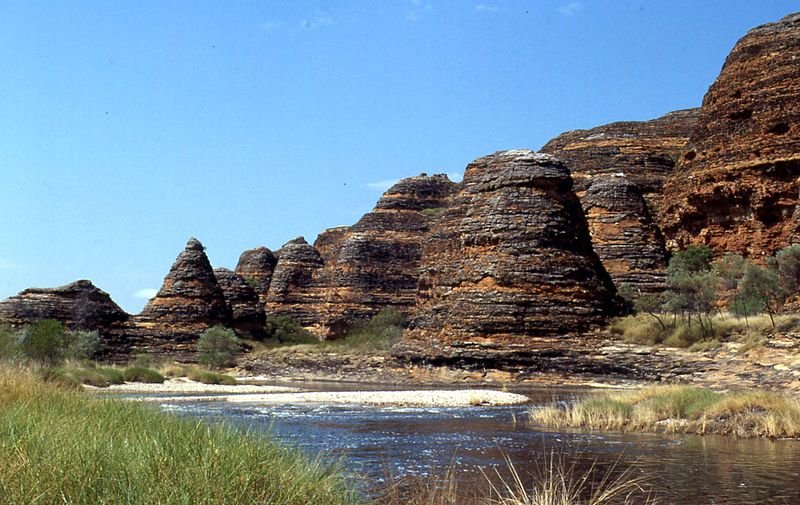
[95,378,300,394]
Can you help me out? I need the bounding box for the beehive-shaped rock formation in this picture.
[396,150,619,363]
[234,246,277,305]
[265,237,325,326]
[214,267,266,339]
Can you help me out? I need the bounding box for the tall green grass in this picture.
[531,385,800,438]
[0,367,360,505]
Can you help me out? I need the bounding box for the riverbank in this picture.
[531,384,800,438]
[0,368,360,505]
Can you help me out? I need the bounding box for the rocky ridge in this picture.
[661,13,800,256]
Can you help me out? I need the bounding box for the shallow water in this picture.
[147,384,800,504]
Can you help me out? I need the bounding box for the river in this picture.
[136,383,800,504]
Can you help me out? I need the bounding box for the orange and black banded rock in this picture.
[395,150,619,364]
[540,109,698,217]
[127,238,231,357]
[0,280,130,354]
[234,247,278,305]
[315,174,458,337]
[662,13,800,256]
[265,237,326,327]
[214,267,266,339]
[314,226,350,265]
[579,176,669,295]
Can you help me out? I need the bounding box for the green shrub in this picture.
[38,367,82,390]
[197,326,240,369]
[123,366,165,383]
[335,308,405,352]
[420,207,446,218]
[187,368,237,385]
[264,316,318,345]
[20,320,66,366]
[131,353,159,369]
[0,326,21,361]
[62,330,101,361]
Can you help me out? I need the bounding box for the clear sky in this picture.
[1,1,797,313]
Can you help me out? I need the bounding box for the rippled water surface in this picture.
[147,384,800,504]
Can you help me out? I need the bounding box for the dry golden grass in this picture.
[531,385,800,438]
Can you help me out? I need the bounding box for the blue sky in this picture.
[1,1,797,313]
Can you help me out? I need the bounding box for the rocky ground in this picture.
[235,333,800,396]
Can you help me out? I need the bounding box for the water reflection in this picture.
[154,385,800,504]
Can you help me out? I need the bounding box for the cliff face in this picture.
[540,113,697,294]
[265,237,326,327]
[0,280,129,353]
[128,238,231,357]
[396,150,619,364]
[661,13,800,256]
[214,267,266,339]
[313,174,458,337]
[234,247,277,305]
[540,109,699,216]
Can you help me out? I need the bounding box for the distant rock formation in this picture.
[396,150,619,364]
[234,247,278,305]
[214,267,266,339]
[314,226,350,265]
[0,280,129,353]
[127,238,231,357]
[541,109,699,217]
[662,13,800,256]
[265,237,326,327]
[313,174,458,337]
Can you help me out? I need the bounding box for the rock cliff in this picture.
[0,280,129,353]
[214,267,266,339]
[313,174,458,337]
[127,238,231,357]
[265,237,326,327]
[234,247,277,305]
[540,109,699,216]
[661,13,800,256]
[395,150,619,364]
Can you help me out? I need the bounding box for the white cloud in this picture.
[406,0,432,22]
[300,12,333,30]
[558,2,582,16]
[134,288,159,300]
[475,4,498,12]
[260,21,278,32]
[364,179,400,191]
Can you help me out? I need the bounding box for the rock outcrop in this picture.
[395,150,619,365]
[541,109,699,216]
[214,267,266,339]
[128,238,231,357]
[0,280,129,344]
[314,174,458,337]
[265,237,326,327]
[579,177,670,294]
[540,111,698,294]
[661,13,800,256]
[313,226,350,265]
[234,247,278,305]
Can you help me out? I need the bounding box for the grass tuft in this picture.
[0,367,360,505]
[123,366,165,383]
[531,385,800,438]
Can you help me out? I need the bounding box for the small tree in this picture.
[740,263,784,328]
[665,247,718,336]
[774,244,800,296]
[633,292,668,330]
[21,320,66,366]
[667,245,713,276]
[0,325,21,361]
[63,330,101,361]
[197,326,240,369]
